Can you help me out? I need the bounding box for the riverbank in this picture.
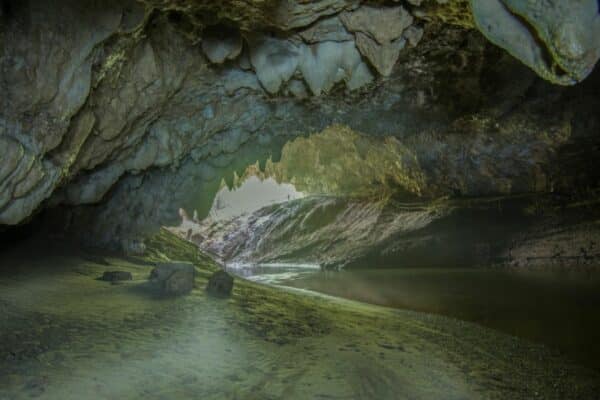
[270,266,600,371]
[1,229,599,399]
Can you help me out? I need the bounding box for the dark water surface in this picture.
[234,265,600,371]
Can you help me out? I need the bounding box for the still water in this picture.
[227,264,600,371]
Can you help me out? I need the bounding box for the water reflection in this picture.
[225,262,320,284]
[229,265,600,371]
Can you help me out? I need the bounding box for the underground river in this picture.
[226,263,600,371]
[1,232,599,400]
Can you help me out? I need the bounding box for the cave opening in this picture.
[2,0,600,399]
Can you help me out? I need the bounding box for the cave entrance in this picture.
[165,124,425,264]
[207,175,304,222]
[154,123,600,373]
[167,165,305,252]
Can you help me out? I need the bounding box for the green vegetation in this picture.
[144,228,333,344]
[142,227,220,280]
[240,125,427,201]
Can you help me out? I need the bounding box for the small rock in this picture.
[99,271,133,282]
[150,262,196,296]
[206,270,234,298]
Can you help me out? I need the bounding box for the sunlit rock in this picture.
[257,125,427,198]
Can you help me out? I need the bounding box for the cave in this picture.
[2,0,600,398]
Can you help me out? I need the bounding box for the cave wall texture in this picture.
[1,0,600,252]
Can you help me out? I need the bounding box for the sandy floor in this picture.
[0,230,599,400]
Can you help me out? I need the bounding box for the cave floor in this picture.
[0,230,599,400]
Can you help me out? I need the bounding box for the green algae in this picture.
[0,230,599,399]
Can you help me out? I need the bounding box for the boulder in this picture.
[206,270,234,298]
[100,271,133,282]
[150,262,196,295]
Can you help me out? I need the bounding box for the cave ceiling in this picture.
[1,0,599,245]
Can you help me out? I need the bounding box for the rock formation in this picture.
[1,0,599,265]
